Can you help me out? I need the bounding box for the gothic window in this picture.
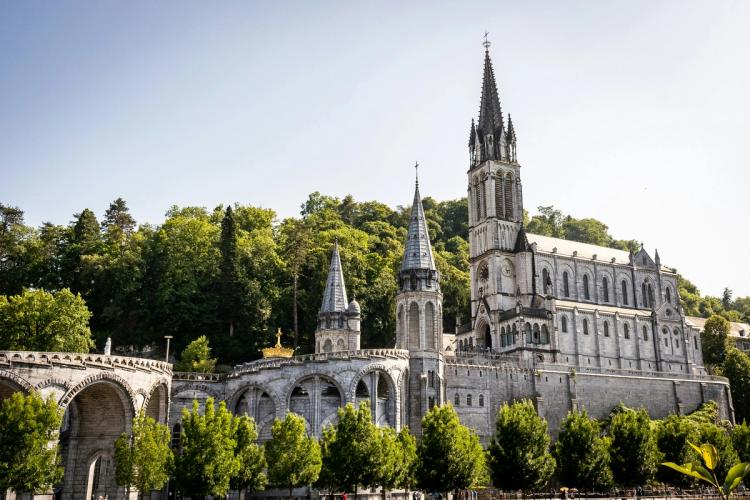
[429,397,435,409]
[504,173,514,220]
[408,302,420,350]
[501,326,506,347]
[469,337,474,347]
[642,283,648,308]
[512,324,518,343]
[474,183,481,222]
[604,321,610,337]
[533,323,540,343]
[541,325,550,344]
[171,423,182,450]
[338,316,343,328]
[648,284,654,306]
[479,395,485,407]
[624,323,630,339]
[410,273,418,291]
[561,316,568,333]
[524,322,532,343]
[622,280,629,305]
[495,176,504,218]
[425,302,436,350]
[583,274,590,300]
[563,272,570,297]
[428,370,435,388]
[455,393,460,406]
[542,268,551,295]
[643,325,649,341]
[467,394,472,406]
[583,319,589,335]
[694,336,699,350]
[666,287,672,304]
[603,277,610,303]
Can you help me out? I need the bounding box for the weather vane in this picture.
[483,31,491,50]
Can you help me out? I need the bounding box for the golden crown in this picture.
[262,328,294,359]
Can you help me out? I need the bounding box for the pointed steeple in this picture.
[506,114,516,144]
[320,241,348,313]
[469,118,476,147]
[477,47,504,138]
[401,179,436,272]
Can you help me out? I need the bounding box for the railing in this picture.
[538,362,729,383]
[0,350,172,374]
[171,371,224,382]
[229,349,410,377]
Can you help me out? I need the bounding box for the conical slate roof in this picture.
[401,181,436,271]
[477,49,504,136]
[320,241,348,313]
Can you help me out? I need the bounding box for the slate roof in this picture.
[320,241,348,313]
[401,182,436,271]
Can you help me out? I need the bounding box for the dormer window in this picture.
[642,256,647,265]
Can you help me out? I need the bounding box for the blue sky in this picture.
[1,1,749,297]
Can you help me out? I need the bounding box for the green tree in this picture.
[231,414,267,498]
[174,398,240,499]
[417,404,488,494]
[114,411,173,499]
[723,348,750,424]
[488,399,555,492]
[265,412,322,499]
[319,403,380,498]
[174,335,217,373]
[732,422,750,462]
[703,315,731,366]
[699,423,739,481]
[554,410,612,491]
[608,408,661,487]
[219,205,243,338]
[0,288,94,352]
[102,197,136,247]
[656,415,701,486]
[0,391,63,495]
[395,427,418,492]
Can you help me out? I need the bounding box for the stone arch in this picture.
[144,381,170,423]
[287,374,346,435]
[59,376,136,499]
[230,383,279,441]
[336,338,346,351]
[0,369,34,401]
[171,383,223,400]
[408,301,420,350]
[349,365,399,428]
[323,338,333,353]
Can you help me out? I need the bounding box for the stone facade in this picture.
[0,43,735,500]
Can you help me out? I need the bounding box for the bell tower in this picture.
[467,40,530,347]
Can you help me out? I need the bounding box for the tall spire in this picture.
[401,178,436,271]
[320,241,348,313]
[477,43,504,138]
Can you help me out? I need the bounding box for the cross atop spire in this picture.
[483,31,491,51]
[477,44,504,138]
[320,240,348,313]
[414,161,419,186]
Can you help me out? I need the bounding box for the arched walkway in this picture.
[288,375,345,436]
[232,385,277,441]
[350,369,398,428]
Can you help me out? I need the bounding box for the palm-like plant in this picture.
[662,442,750,500]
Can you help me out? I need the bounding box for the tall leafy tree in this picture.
[231,415,267,498]
[554,410,612,491]
[0,288,94,352]
[488,399,555,492]
[114,411,173,499]
[319,403,380,498]
[608,408,661,487]
[703,315,731,366]
[173,335,217,373]
[699,422,739,481]
[174,398,240,499]
[0,391,63,495]
[219,205,243,338]
[723,348,750,424]
[102,197,136,245]
[732,422,750,462]
[0,203,35,294]
[395,427,418,492]
[265,412,322,499]
[656,415,701,486]
[417,404,488,494]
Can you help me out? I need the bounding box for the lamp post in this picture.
[164,336,173,363]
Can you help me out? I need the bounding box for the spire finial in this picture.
[414,161,419,186]
[483,31,491,52]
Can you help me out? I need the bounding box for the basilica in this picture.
[0,44,734,499]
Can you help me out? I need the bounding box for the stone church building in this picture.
[0,45,733,499]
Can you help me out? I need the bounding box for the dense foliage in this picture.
[114,411,173,497]
[488,399,555,491]
[608,407,661,486]
[1,198,747,364]
[0,391,63,494]
[265,412,322,498]
[554,410,613,491]
[722,348,750,424]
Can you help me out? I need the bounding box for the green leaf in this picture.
[722,462,750,495]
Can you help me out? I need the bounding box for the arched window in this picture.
[467,394,472,406]
[524,323,532,343]
[643,325,649,341]
[480,179,487,218]
[171,423,182,450]
[561,316,568,333]
[694,336,699,350]
[533,323,540,343]
[583,274,590,300]
[603,321,610,337]
[648,284,654,306]
[563,272,570,297]
[474,183,481,222]
[666,287,672,304]
[512,324,518,344]
[542,268,551,295]
[500,326,506,347]
[583,319,589,335]
[454,393,460,406]
[408,302,420,350]
[504,173,513,220]
[624,323,630,339]
[603,277,609,303]
[642,283,648,308]
[622,280,629,305]
[479,394,485,407]
[495,175,504,218]
[425,302,436,350]
[541,325,550,344]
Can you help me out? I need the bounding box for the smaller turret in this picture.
[315,242,361,353]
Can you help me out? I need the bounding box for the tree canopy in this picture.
[114,411,173,497]
[265,412,322,498]
[554,410,612,491]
